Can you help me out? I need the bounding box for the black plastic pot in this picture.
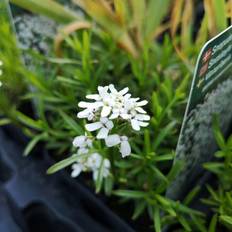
[0,126,135,232]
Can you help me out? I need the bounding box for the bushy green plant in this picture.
[203,116,232,231]
[14,29,203,231]
[1,0,231,231]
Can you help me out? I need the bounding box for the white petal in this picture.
[133,97,140,102]
[98,86,109,98]
[71,163,83,178]
[100,117,108,123]
[78,147,89,154]
[120,136,128,141]
[139,121,149,127]
[86,94,101,100]
[87,153,101,168]
[77,109,91,118]
[87,113,94,121]
[73,135,86,147]
[101,105,111,117]
[85,122,102,131]
[105,120,114,130]
[92,153,102,167]
[135,107,146,114]
[136,100,148,106]
[124,94,131,100]
[86,138,92,147]
[104,159,111,168]
[97,127,109,139]
[105,134,121,147]
[109,113,119,119]
[78,101,102,109]
[119,87,129,95]
[103,168,110,178]
[120,140,131,158]
[78,101,91,108]
[135,114,150,121]
[109,84,117,94]
[120,113,131,120]
[131,119,140,131]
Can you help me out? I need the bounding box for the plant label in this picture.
[167,25,232,200]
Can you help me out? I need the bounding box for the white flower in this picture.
[71,154,89,178]
[71,163,85,178]
[85,117,113,139]
[130,114,150,131]
[73,135,92,148]
[71,153,111,180]
[93,159,110,181]
[73,135,92,155]
[117,97,150,131]
[87,153,111,180]
[109,84,129,102]
[78,101,103,120]
[79,86,113,118]
[86,152,102,169]
[73,135,92,147]
[77,108,96,121]
[74,84,150,163]
[105,134,131,158]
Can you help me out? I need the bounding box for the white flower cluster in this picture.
[71,134,110,180]
[78,85,150,131]
[71,84,150,180]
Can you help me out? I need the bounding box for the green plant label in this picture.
[167,25,232,200]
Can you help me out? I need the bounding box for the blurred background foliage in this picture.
[0,4,26,125]
[0,0,231,231]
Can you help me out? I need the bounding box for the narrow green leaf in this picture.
[15,111,44,130]
[220,215,232,226]
[145,0,170,40]
[113,190,146,199]
[153,121,176,149]
[178,216,191,231]
[58,110,84,134]
[104,176,113,196]
[0,118,11,126]
[212,115,226,149]
[167,160,183,182]
[132,201,146,220]
[144,129,151,153]
[153,153,174,162]
[212,0,227,32]
[47,154,79,174]
[96,158,105,193]
[10,0,78,23]
[209,214,218,232]
[154,207,161,232]
[183,186,201,205]
[23,133,47,156]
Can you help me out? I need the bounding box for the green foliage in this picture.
[202,116,232,231]
[0,7,26,117]
[7,27,205,231]
[1,0,232,231]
